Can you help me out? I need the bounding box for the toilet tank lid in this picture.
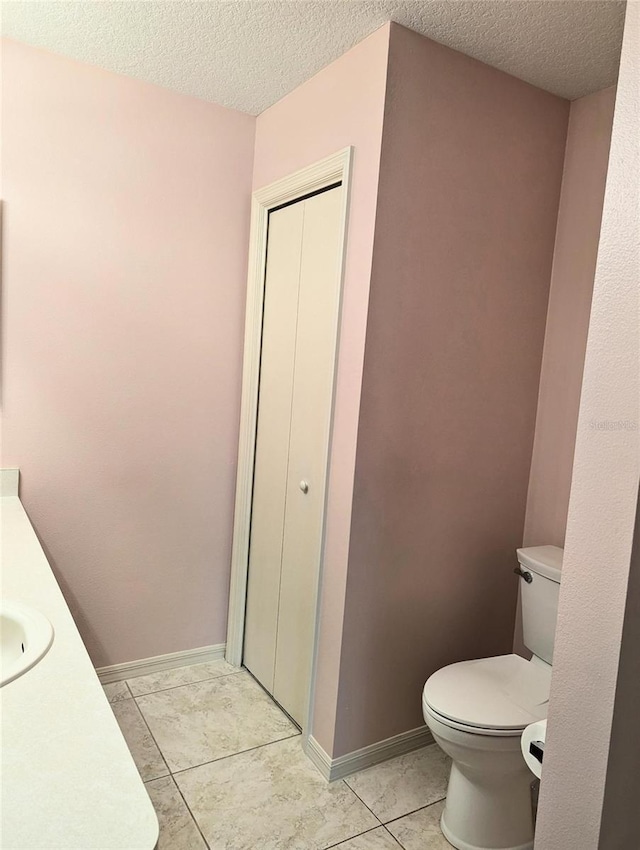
[517,546,563,583]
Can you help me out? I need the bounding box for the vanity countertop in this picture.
[0,489,159,849]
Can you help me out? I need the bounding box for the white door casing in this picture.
[226,147,353,739]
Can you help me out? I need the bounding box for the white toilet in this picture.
[422,545,562,850]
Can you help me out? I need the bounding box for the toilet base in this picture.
[441,808,533,850]
[438,760,534,850]
[422,705,535,850]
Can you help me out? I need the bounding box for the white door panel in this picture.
[273,188,344,723]
[243,202,304,691]
[244,186,343,726]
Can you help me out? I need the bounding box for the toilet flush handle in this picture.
[514,566,533,583]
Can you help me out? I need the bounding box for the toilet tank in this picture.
[517,546,563,665]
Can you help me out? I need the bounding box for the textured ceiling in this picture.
[2,1,625,114]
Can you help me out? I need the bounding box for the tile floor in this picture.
[104,661,452,849]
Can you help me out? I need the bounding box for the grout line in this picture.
[107,695,135,706]
[103,679,133,705]
[129,658,434,850]
[340,781,384,827]
[144,774,211,850]
[169,731,302,778]
[129,698,171,781]
[323,825,385,849]
[381,824,405,848]
[133,660,302,778]
[127,669,242,699]
[382,795,447,827]
[170,775,212,850]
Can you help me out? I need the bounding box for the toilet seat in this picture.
[422,700,524,737]
[423,654,551,736]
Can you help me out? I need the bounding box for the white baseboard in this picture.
[0,468,20,497]
[96,643,227,684]
[305,725,435,782]
[305,735,334,781]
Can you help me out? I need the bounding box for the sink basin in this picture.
[1,601,54,686]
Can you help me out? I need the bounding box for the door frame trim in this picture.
[226,148,353,737]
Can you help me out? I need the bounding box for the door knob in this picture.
[299,480,309,494]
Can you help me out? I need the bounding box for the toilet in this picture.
[422,545,562,850]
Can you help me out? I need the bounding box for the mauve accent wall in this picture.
[524,86,616,550]
[1,39,255,666]
[513,85,615,659]
[252,26,390,754]
[333,24,569,755]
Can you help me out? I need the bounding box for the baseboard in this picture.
[305,724,434,782]
[96,643,227,684]
[305,735,333,781]
[0,468,20,497]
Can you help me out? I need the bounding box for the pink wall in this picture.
[334,24,569,755]
[1,40,256,666]
[535,2,640,844]
[513,85,615,659]
[524,86,616,549]
[252,25,390,753]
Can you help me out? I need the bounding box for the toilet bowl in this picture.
[422,546,562,850]
[423,654,551,850]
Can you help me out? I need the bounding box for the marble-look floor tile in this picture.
[103,680,132,703]
[111,697,169,781]
[345,745,450,823]
[127,659,239,696]
[330,826,401,849]
[387,801,451,849]
[137,670,298,772]
[145,776,207,850]
[175,736,379,850]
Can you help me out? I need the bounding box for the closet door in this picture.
[244,185,343,726]
[272,187,343,724]
[243,202,304,692]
